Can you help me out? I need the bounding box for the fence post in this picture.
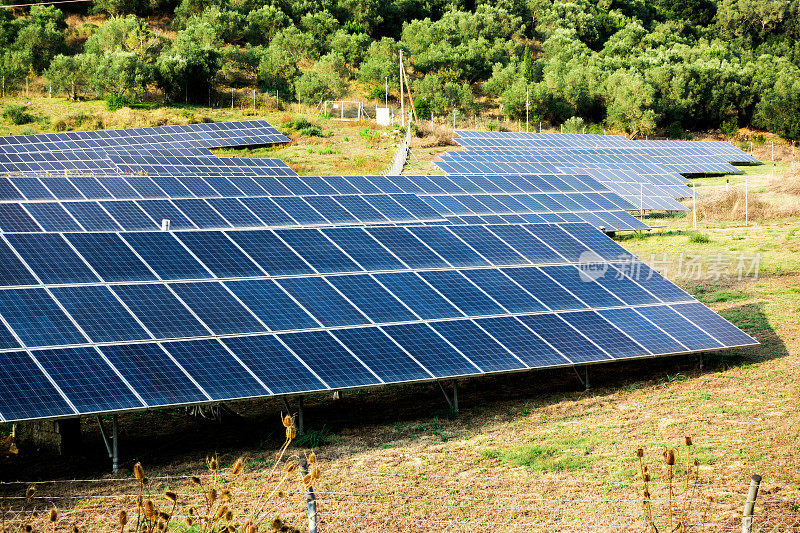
[299,457,318,533]
[26,76,29,97]
[741,474,761,533]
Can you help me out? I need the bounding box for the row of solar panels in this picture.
[1,194,644,234]
[0,173,620,203]
[0,223,643,287]
[0,299,758,426]
[446,211,648,230]
[0,299,757,423]
[0,194,445,233]
[0,120,288,154]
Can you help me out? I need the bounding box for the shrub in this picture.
[2,104,34,125]
[298,125,323,137]
[105,94,129,111]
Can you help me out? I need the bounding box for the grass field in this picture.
[0,103,799,531]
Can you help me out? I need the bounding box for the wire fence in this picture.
[381,115,413,176]
[1,467,798,532]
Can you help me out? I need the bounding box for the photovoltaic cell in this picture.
[277,277,369,327]
[332,327,431,383]
[4,233,99,284]
[322,228,406,271]
[539,265,625,308]
[0,351,74,421]
[23,203,82,232]
[502,267,586,311]
[222,335,326,394]
[327,274,418,323]
[122,232,212,280]
[0,288,87,347]
[65,233,157,282]
[382,323,479,377]
[162,339,269,400]
[279,330,380,389]
[33,347,144,413]
[0,240,37,287]
[670,303,756,346]
[559,310,646,359]
[111,284,210,339]
[419,270,505,316]
[49,285,151,342]
[474,316,567,368]
[227,230,313,275]
[372,272,462,320]
[0,203,42,232]
[517,314,611,363]
[598,307,687,355]
[407,226,489,267]
[367,227,449,269]
[276,229,361,273]
[99,343,208,407]
[169,282,266,335]
[461,269,547,313]
[431,320,525,372]
[224,279,319,331]
[175,231,264,278]
[633,305,723,351]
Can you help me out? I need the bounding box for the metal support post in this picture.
[298,395,304,436]
[573,367,590,390]
[452,381,458,413]
[97,416,120,473]
[742,474,761,533]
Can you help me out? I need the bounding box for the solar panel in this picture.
[0,120,758,425]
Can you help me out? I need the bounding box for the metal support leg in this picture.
[453,381,459,414]
[97,416,120,473]
[699,353,704,370]
[282,397,292,417]
[572,367,589,390]
[112,415,119,473]
[298,396,304,436]
[436,381,459,413]
[585,367,590,390]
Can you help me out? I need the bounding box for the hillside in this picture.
[1,0,799,140]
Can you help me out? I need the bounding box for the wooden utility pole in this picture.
[399,50,405,126]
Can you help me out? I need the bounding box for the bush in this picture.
[105,94,129,111]
[298,125,323,136]
[2,104,34,125]
[562,116,585,133]
[720,119,739,137]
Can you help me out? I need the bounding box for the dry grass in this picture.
[690,188,800,221]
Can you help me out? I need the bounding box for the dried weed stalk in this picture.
[636,435,702,533]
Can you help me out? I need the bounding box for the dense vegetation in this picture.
[0,0,799,138]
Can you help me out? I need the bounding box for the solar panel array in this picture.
[440,132,757,210]
[0,121,757,423]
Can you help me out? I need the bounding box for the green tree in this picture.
[295,51,348,104]
[244,4,290,46]
[254,43,298,95]
[44,54,91,99]
[604,69,656,135]
[156,18,221,102]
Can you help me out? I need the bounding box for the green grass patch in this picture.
[687,231,711,244]
[489,436,595,474]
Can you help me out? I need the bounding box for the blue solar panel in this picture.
[448,225,529,265]
[50,285,151,342]
[598,307,687,355]
[41,178,84,200]
[0,203,42,232]
[367,227,449,269]
[303,196,359,223]
[137,200,196,229]
[473,316,567,368]
[327,275,418,323]
[224,279,319,331]
[122,232,212,280]
[322,228,406,271]
[222,335,326,394]
[332,327,431,383]
[23,203,82,232]
[101,201,158,230]
[277,277,369,327]
[33,347,144,413]
[0,318,20,349]
[111,284,209,338]
[0,351,74,421]
[335,195,388,222]
[207,198,264,227]
[502,267,586,310]
[461,269,548,313]
[382,323,479,377]
[539,265,625,308]
[276,229,361,273]
[227,230,313,275]
[176,231,264,278]
[5,233,99,284]
[97,177,140,199]
[630,264,694,302]
[371,272,463,319]
[279,330,381,389]
[70,176,114,200]
[169,282,266,335]
[0,288,87,347]
[240,197,297,226]
[485,225,563,264]
[99,343,208,407]
[524,225,591,262]
[517,314,611,363]
[407,226,490,267]
[591,264,660,305]
[11,178,54,200]
[271,196,328,224]
[0,240,37,287]
[431,320,525,372]
[419,270,505,316]
[66,233,157,282]
[634,305,723,351]
[670,303,756,346]
[559,311,646,359]
[173,199,231,228]
[62,202,122,231]
[162,339,270,400]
